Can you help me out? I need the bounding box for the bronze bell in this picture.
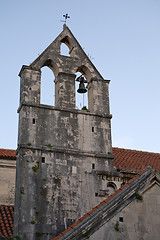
[77,76,87,94]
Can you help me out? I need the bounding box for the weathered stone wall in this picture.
[0,158,16,205]
[90,183,160,240]
[15,103,114,239]
[18,105,112,155]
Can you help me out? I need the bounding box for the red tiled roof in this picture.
[52,168,151,240]
[0,149,16,160]
[113,147,160,172]
[1,147,160,172]
[0,206,14,239]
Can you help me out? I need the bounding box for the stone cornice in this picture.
[17,102,112,119]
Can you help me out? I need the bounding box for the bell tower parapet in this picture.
[19,66,41,105]
[88,78,110,114]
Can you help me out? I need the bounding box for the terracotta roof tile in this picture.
[113,147,160,171]
[0,205,14,239]
[0,149,16,160]
[1,147,160,171]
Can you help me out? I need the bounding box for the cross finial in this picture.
[62,14,70,24]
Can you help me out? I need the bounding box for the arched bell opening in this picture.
[40,66,55,106]
[60,36,73,57]
[75,72,88,110]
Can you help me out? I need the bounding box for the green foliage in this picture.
[134,192,143,201]
[114,221,120,231]
[36,232,44,237]
[32,165,39,172]
[43,178,46,181]
[20,187,24,194]
[36,211,39,217]
[12,236,21,240]
[81,106,88,110]
[33,206,36,210]
[33,149,36,153]
[47,144,52,148]
[82,230,90,239]
[40,186,45,195]
[31,219,36,224]
[27,142,32,146]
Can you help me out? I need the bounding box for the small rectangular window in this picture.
[33,118,35,124]
[42,157,45,163]
[95,193,98,197]
[119,217,123,222]
[92,127,94,132]
[92,163,95,169]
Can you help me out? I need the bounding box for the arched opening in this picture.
[107,182,117,196]
[60,43,70,56]
[75,72,88,110]
[41,66,55,106]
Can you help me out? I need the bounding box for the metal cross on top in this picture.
[62,14,70,24]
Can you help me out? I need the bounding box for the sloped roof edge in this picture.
[52,167,158,240]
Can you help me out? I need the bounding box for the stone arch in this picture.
[75,65,93,110]
[107,182,117,195]
[76,65,92,82]
[61,36,73,53]
[41,59,58,77]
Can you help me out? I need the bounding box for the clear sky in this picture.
[0,0,160,153]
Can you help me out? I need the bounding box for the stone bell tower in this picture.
[14,25,114,240]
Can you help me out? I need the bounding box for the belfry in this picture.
[14,25,114,240]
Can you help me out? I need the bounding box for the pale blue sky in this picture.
[0,0,160,153]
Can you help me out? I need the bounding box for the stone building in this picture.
[14,24,114,240]
[0,25,160,240]
[1,148,160,240]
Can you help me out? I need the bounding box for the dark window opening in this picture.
[119,217,123,222]
[92,127,94,132]
[42,157,45,163]
[92,163,95,169]
[121,181,126,186]
[95,193,98,197]
[33,118,35,124]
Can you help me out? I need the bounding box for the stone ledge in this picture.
[17,102,112,119]
[16,144,114,160]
